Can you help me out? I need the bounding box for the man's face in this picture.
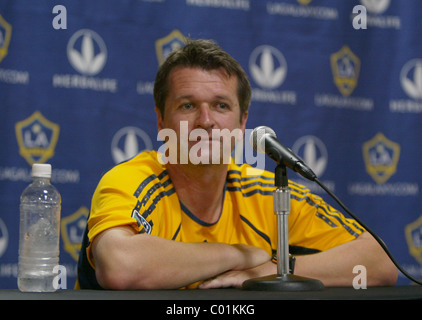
[156,67,248,165]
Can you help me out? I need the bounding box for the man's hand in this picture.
[198,260,276,289]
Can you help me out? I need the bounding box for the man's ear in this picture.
[240,111,248,134]
[155,107,164,132]
[156,107,169,142]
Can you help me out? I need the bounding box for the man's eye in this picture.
[180,103,193,110]
[217,103,229,110]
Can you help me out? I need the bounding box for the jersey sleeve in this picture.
[86,166,141,256]
[288,181,365,254]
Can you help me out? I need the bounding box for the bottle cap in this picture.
[32,163,52,178]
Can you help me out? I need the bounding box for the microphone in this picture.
[250,126,317,181]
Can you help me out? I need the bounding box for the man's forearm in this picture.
[199,231,398,288]
[294,231,398,286]
[92,226,270,289]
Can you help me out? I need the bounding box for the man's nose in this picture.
[194,104,215,131]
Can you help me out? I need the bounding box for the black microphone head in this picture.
[250,126,276,153]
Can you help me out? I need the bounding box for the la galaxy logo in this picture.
[61,206,88,261]
[155,30,187,66]
[330,46,361,96]
[362,132,400,184]
[15,111,60,165]
[405,215,422,266]
[0,14,12,63]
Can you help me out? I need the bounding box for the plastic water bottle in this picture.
[18,163,61,292]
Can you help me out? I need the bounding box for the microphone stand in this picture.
[243,164,324,291]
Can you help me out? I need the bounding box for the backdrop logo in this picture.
[330,46,361,97]
[357,0,399,29]
[0,218,8,258]
[15,111,60,165]
[292,135,328,178]
[400,59,422,100]
[249,45,287,90]
[0,14,12,63]
[360,0,390,14]
[155,30,186,66]
[405,215,422,266]
[67,29,107,76]
[61,206,88,261]
[297,0,312,5]
[111,126,153,164]
[362,132,400,184]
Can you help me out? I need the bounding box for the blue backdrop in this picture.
[1,0,421,288]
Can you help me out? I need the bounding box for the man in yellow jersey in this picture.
[75,39,397,290]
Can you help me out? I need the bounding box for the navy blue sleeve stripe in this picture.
[133,170,169,198]
[227,170,274,197]
[291,193,362,237]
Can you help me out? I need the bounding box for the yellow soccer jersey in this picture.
[75,150,364,289]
